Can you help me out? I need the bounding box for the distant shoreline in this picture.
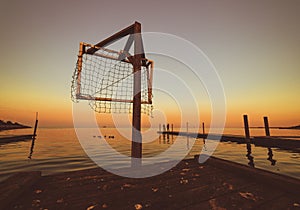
[0,120,31,132]
[250,126,300,130]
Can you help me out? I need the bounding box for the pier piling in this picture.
[264,116,270,137]
[243,115,250,140]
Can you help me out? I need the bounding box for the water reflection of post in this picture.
[28,112,38,159]
[158,124,161,144]
[246,143,255,167]
[167,133,170,144]
[186,122,189,149]
[171,124,174,143]
[163,124,166,143]
[202,122,206,151]
[263,117,276,165]
[186,135,190,149]
[267,148,276,165]
[202,122,205,144]
[166,123,170,143]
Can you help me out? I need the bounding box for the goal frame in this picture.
[75,42,153,104]
[73,21,152,161]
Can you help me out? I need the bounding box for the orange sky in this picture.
[0,0,299,128]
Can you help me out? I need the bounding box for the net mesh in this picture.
[71,45,153,115]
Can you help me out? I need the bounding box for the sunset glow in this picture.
[0,0,299,128]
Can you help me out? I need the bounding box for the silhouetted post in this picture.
[131,22,142,166]
[264,116,270,137]
[202,122,206,144]
[28,112,38,159]
[243,115,250,140]
[186,122,189,135]
[159,124,161,133]
[33,112,38,138]
[171,123,174,142]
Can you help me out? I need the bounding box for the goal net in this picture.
[71,43,153,115]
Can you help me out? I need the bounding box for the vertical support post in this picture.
[76,42,85,96]
[28,112,38,159]
[33,112,38,137]
[243,115,250,139]
[131,22,142,163]
[186,122,189,135]
[264,116,270,137]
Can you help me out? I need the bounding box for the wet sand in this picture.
[1,156,299,209]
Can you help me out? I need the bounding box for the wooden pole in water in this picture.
[28,112,38,159]
[33,112,38,138]
[243,115,250,140]
[202,122,206,144]
[131,22,142,163]
[186,122,189,135]
[264,116,270,137]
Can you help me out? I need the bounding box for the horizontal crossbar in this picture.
[76,94,152,104]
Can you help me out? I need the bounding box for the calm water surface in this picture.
[0,127,299,181]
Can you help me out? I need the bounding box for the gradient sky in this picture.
[0,0,299,128]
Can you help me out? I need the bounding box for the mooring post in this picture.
[202,122,205,135]
[243,115,250,140]
[28,112,38,159]
[33,112,38,137]
[186,122,189,136]
[264,116,270,137]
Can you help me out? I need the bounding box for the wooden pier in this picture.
[0,156,299,209]
[158,131,300,151]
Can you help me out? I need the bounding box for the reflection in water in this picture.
[267,148,276,166]
[186,135,190,150]
[246,143,255,167]
[171,132,174,143]
[203,138,207,151]
[28,136,36,159]
[1,127,300,181]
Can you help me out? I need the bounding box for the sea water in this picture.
[0,127,299,181]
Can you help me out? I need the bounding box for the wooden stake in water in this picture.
[186,122,189,135]
[28,112,38,159]
[243,115,250,140]
[264,116,270,137]
[202,122,206,145]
